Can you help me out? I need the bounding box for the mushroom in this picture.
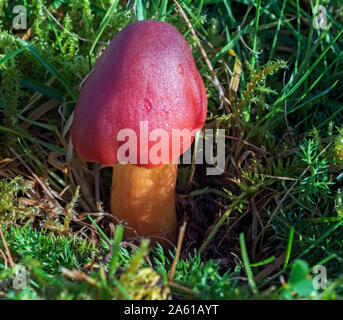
[71,20,207,241]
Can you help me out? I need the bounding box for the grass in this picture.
[0,0,343,300]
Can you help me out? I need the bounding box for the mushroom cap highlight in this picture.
[72,20,207,168]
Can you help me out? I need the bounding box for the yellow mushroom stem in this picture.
[111,162,178,241]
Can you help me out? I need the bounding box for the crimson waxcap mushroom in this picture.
[72,20,207,241]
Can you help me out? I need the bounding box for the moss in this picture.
[0,176,36,224]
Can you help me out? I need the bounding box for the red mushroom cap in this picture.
[71,20,207,168]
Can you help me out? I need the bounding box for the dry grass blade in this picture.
[217,208,249,248]
[225,135,261,151]
[169,280,195,295]
[10,148,56,202]
[172,0,230,113]
[228,49,242,105]
[168,221,187,284]
[61,268,98,286]
[70,164,96,212]
[254,253,285,283]
[0,223,14,268]
[25,99,60,125]
[21,27,33,41]
[195,30,233,77]
[0,249,8,270]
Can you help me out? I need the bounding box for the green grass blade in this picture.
[17,114,57,132]
[136,0,146,21]
[109,223,125,279]
[297,219,343,260]
[240,233,258,294]
[251,0,261,70]
[283,226,294,270]
[273,29,343,108]
[268,0,287,61]
[87,215,111,248]
[0,127,66,155]
[0,42,31,66]
[250,256,276,267]
[89,0,120,56]
[159,0,168,21]
[20,75,66,102]
[16,38,78,101]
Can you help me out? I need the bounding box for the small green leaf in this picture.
[288,259,310,285]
